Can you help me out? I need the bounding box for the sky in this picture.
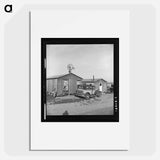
[47,44,113,82]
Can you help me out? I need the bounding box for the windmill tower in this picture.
[67,64,75,74]
[67,64,75,95]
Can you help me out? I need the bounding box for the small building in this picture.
[80,78,108,93]
[107,82,114,88]
[107,82,114,92]
[47,73,83,96]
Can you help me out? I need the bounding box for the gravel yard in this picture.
[47,93,113,115]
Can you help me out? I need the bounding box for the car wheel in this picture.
[94,90,100,97]
[85,93,90,99]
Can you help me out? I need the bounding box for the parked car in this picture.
[75,84,101,99]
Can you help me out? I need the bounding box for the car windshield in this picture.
[78,85,95,90]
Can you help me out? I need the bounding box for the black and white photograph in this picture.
[41,38,119,122]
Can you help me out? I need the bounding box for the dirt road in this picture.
[47,94,113,115]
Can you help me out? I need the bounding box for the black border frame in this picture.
[41,38,119,122]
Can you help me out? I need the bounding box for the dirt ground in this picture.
[47,93,113,115]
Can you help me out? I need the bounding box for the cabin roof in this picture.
[82,78,107,83]
[47,73,83,80]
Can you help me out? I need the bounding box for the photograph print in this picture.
[41,38,119,122]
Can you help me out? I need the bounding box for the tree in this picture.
[67,64,75,73]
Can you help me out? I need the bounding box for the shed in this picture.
[81,78,108,93]
[47,73,83,96]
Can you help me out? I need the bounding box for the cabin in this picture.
[47,73,83,96]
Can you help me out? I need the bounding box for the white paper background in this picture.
[1,1,158,159]
[31,10,129,150]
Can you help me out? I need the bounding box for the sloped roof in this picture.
[47,74,67,79]
[47,73,83,80]
[82,78,107,83]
